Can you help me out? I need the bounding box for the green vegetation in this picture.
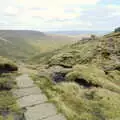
[32,75,120,120]
[0,31,39,60]
[0,73,22,119]
[31,31,120,120]
[30,38,74,53]
[115,27,120,32]
[0,56,18,73]
[32,32,120,69]
[0,30,75,61]
[0,29,120,120]
[0,56,22,119]
[66,64,120,93]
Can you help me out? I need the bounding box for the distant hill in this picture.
[0,30,45,40]
[0,30,78,60]
[0,30,46,60]
[47,30,110,35]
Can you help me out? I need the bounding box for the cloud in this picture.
[4,0,98,20]
[0,0,120,31]
[17,0,100,8]
[78,5,120,30]
[4,6,18,16]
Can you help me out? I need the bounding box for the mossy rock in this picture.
[48,53,74,68]
[0,56,18,73]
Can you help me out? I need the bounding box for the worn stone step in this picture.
[12,86,42,98]
[25,103,58,120]
[16,74,35,88]
[17,94,47,108]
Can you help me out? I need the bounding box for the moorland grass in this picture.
[31,74,120,120]
[30,32,120,120]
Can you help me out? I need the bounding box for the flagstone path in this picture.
[13,74,66,120]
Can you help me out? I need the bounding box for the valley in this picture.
[0,29,120,120]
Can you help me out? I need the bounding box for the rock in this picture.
[25,103,57,120]
[17,94,47,108]
[48,66,72,82]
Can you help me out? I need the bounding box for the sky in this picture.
[0,0,120,31]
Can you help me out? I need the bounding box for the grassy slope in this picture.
[0,30,44,60]
[0,56,22,120]
[31,32,120,120]
[0,30,77,60]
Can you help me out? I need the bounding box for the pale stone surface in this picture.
[16,74,35,88]
[17,94,47,108]
[13,87,42,98]
[25,103,57,120]
[44,114,66,120]
[13,74,66,120]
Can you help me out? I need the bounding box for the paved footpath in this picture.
[12,74,66,120]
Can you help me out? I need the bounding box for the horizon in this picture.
[0,29,110,35]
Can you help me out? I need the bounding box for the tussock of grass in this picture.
[32,74,120,120]
[0,75,16,90]
[66,64,120,93]
[0,71,21,119]
[0,56,18,73]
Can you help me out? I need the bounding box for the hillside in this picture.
[32,32,120,67]
[0,30,45,40]
[31,32,120,120]
[0,30,78,60]
[0,56,23,119]
[0,30,45,60]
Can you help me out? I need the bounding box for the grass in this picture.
[0,56,22,119]
[0,56,18,73]
[31,32,120,69]
[30,31,120,120]
[0,30,76,61]
[0,73,21,113]
[31,74,120,120]
[0,73,23,119]
[30,39,74,53]
[66,64,120,93]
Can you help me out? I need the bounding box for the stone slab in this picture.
[25,103,57,120]
[17,94,47,108]
[16,74,35,88]
[13,87,42,98]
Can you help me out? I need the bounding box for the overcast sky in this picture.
[0,0,120,31]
